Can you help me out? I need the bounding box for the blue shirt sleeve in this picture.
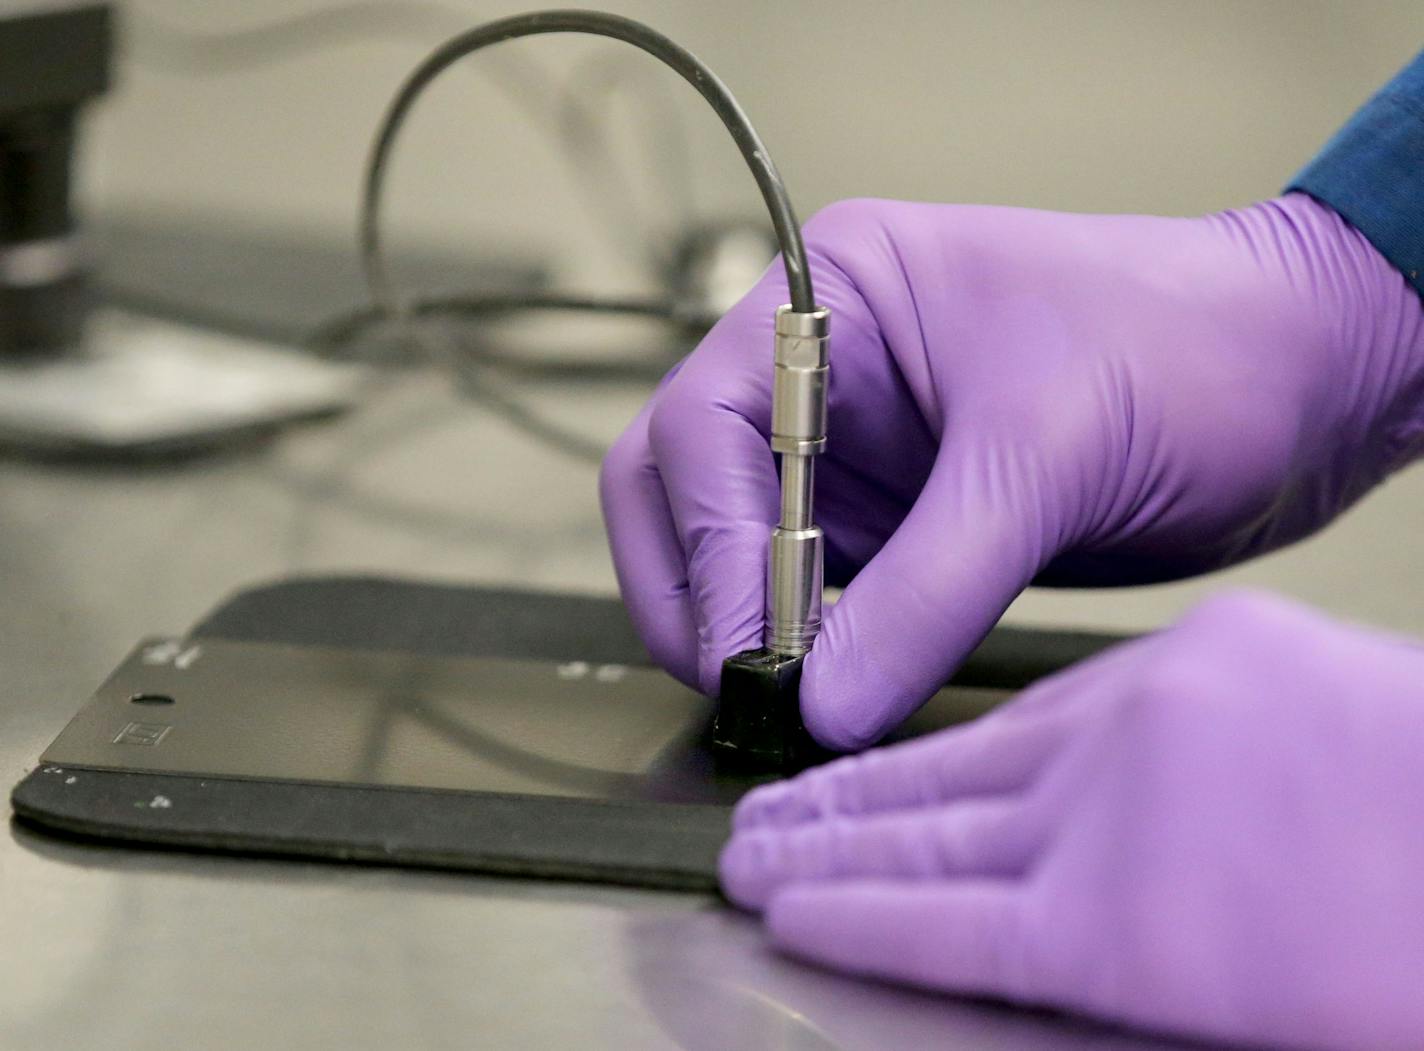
[1288,49,1424,299]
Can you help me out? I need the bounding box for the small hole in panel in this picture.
[130,693,175,706]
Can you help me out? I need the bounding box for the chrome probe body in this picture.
[712,304,831,770]
[765,305,830,654]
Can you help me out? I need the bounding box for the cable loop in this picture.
[359,8,815,317]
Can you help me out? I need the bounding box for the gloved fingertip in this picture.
[717,834,772,912]
[731,781,796,833]
[623,604,700,693]
[673,521,773,696]
[697,625,765,697]
[800,650,896,753]
[763,885,835,960]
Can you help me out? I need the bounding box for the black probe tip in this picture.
[712,648,834,773]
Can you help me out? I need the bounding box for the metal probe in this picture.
[355,9,830,766]
[712,304,831,770]
[765,304,830,655]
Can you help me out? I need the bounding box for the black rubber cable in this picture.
[360,8,815,317]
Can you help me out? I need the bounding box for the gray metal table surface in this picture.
[4,354,1421,1050]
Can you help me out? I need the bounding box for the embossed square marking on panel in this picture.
[113,722,171,747]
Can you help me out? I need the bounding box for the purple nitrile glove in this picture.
[599,193,1424,749]
[720,589,1424,1051]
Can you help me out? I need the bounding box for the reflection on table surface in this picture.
[5,359,1410,1049]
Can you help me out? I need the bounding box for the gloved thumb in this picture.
[801,440,1048,750]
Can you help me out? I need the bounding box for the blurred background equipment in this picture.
[0,0,111,356]
[26,1,774,462]
[118,2,778,324]
[0,1,369,456]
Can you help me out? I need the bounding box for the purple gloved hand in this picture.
[720,590,1424,1051]
[600,193,1424,749]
